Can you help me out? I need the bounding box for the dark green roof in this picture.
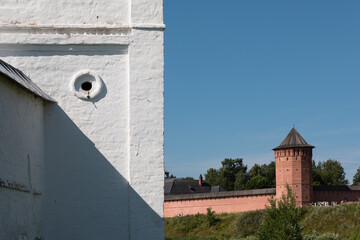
[273,127,314,150]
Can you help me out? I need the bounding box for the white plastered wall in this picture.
[0,0,164,239]
[0,75,45,240]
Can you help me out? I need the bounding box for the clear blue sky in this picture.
[164,1,360,182]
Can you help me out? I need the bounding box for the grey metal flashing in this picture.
[0,59,55,102]
[313,185,360,191]
[164,178,176,195]
[164,188,276,201]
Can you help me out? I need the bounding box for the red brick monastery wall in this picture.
[313,189,360,203]
[164,189,360,217]
[164,189,275,217]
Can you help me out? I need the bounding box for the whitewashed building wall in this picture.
[0,0,164,239]
[0,75,45,240]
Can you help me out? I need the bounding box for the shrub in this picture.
[206,208,220,227]
[241,236,258,240]
[236,210,264,237]
[303,231,341,240]
[256,184,303,240]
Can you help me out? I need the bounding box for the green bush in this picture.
[256,185,304,240]
[206,208,220,227]
[165,202,360,240]
[236,210,264,237]
[241,235,258,240]
[165,236,232,240]
[165,213,205,235]
[304,231,341,240]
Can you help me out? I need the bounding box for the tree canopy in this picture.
[205,158,349,191]
[353,167,360,185]
[205,158,275,191]
[312,159,348,186]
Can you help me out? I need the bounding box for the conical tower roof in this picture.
[273,127,314,150]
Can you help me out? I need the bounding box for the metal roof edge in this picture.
[164,188,276,201]
[313,185,360,191]
[0,59,56,102]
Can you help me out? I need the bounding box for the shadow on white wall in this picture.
[43,104,163,240]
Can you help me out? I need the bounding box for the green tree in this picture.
[257,185,303,240]
[260,161,276,187]
[245,162,275,189]
[206,208,219,227]
[204,168,220,187]
[206,159,277,190]
[219,158,248,191]
[250,164,262,178]
[312,160,322,186]
[234,171,250,190]
[245,175,272,190]
[353,167,360,185]
[314,159,348,185]
[183,176,195,180]
[205,158,248,191]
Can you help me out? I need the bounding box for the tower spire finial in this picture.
[293,124,295,128]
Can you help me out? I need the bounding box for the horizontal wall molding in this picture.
[0,23,165,35]
[0,44,128,56]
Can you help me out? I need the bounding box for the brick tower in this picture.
[273,127,314,205]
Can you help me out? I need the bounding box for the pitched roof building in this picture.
[165,175,225,195]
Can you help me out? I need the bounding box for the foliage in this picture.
[312,159,348,185]
[183,176,195,180]
[256,185,304,240]
[301,202,360,240]
[245,175,271,190]
[250,164,262,178]
[219,158,248,191]
[244,162,275,189]
[260,161,276,187]
[206,208,220,227]
[204,168,221,187]
[165,212,239,239]
[165,236,231,240]
[234,171,250,190]
[205,159,275,191]
[205,158,247,191]
[169,174,177,179]
[165,202,360,240]
[236,210,264,238]
[303,231,341,240]
[353,167,360,185]
[312,160,322,186]
[165,214,204,235]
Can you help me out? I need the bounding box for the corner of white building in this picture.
[0,1,164,239]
